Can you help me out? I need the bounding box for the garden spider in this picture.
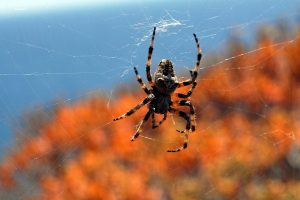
[113,27,202,152]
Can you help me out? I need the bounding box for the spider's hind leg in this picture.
[131,110,152,141]
[167,133,188,152]
[152,113,167,129]
[173,100,196,133]
[168,108,191,152]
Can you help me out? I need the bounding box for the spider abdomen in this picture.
[149,91,171,114]
[154,74,178,94]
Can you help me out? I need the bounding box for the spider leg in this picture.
[173,100,196,133]
[152,113,167,129]
[175,81,197,98]
[191,33,202,81]
[146,27,156,87]
[177,80,193,88]
[176,33,202,96]
[167,108,191,152]
[177,69,195,88]
[131,110,152,141]
[133,66,151,94]
[113,94,154,121]
[167,133,188,153]
[177,70,194,88]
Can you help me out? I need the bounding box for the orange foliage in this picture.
[1,26,300,200]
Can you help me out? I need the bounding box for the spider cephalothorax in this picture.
[154,59,179,94]
[113,27,202,152]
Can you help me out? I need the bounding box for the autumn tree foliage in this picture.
[1,24,300,200]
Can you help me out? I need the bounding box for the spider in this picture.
[113,27,202,152]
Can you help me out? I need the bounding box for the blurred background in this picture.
[0,0,300,199]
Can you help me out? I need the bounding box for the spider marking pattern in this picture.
[113,27,202,152]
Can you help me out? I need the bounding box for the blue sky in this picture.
[0,0,132,16]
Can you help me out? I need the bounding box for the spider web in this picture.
[0,0,299,199]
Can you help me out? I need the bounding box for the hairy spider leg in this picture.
[146,27,156,87]
[192,33,202,81]
[168,108,191,152]
[176,70,197,98]
[176,69,195,88]
[152,113,167,129]
[176,81,197,98]
[176,33,202,96]
[131,110,152,141]
[173,100,196,133]
[113,94,155,121]
[177,79,194,88]
[168,130,189,153]
[133,66,151,94]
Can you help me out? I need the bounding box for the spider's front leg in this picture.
[191,33,202,81]
[133,66,151,94]
[113,94,154,121]
[176,33,202,97]
[146,27,156,87]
